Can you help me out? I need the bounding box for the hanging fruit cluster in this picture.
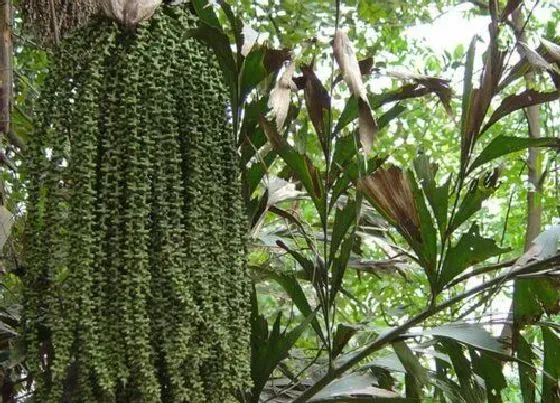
[24,4,251,402]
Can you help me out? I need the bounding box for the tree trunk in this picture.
[0,0,12,140]
[500,8,544,403]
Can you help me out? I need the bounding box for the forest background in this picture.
[1,0,560,401]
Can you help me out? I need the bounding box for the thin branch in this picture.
[444,257,516,289]
[293,254,560,402]
[264,347,323,402]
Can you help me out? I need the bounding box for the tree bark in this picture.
[0,0,12,141]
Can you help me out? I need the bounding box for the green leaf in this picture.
[217,0,243,58]
[245,151,276,196]
[335,93,425,135]
[270,271,326,346]
[433,343,451,402]
[250,285,316,398]
[331,133,357,174]
[517,334,536,403]
[542,327,560,403]
[469,136,560,172]
[332,323,359,359]
[408,170,438,274]
[239,47,267,103]
[512,230,560,332]
[309,372,403,402]
[460,36,478,144]
[449,169,500,233]
[260,116,325,222]
[469,348,507,403]
[330,197,363,302]
[393,340,429,398]
[439,223,509,289]
[428,323,506,355]
[331,232,354,304]
[190,23,239,120]
[439,340,486,403]
[513,278,560,325]
[480,89,560,135]
[248,192,269,229]
[377,103,407,130]
[239,47,290,104]
[330,200,358,264]
[190,0,222,30]
[334,96,359,134]
[413,154,449,239]
[275,240,318,284]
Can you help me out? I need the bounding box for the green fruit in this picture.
[23,5,251,401]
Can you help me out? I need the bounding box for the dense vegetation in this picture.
[0,0,558,401]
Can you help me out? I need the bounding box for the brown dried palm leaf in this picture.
[358,165,421,244]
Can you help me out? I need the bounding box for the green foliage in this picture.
[8,0,560,402]
[541,327,560,403]
[439,223,509,290]
[249,285,315,401]
[23,5,250,401]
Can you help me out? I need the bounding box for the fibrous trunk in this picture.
[22,0,99,45]
[24,5,251,401]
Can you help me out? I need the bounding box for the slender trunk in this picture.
[523,85,542,251]
[0,0,12,141]
[501,5,543,332]
[500,9,543,403]
[0,0,12,209]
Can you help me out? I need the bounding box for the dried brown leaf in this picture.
[268,61,297,130]
[333,57,374,86]
[358,165,421,243]
[500,0,522,21]
[102,0,162,27]
[0,206,12,252]
[333,30,366,100]
[264,48,292,74]
[357,98,377,156]
[359,57,374,76]
[384,70,452,115]
[518,42,556,71]
[539,39,560,89]
[259,114,283,149]
[541,39,560,63]
[462,39,505,165]
[481,89,560,134]
[302,64,331,145]
[377,83,431,105]
[499,41,560,91]
[292,76,306,90]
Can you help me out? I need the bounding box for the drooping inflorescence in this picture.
[23,4,251,401]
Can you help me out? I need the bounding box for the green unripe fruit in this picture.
[23,5,251,401]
